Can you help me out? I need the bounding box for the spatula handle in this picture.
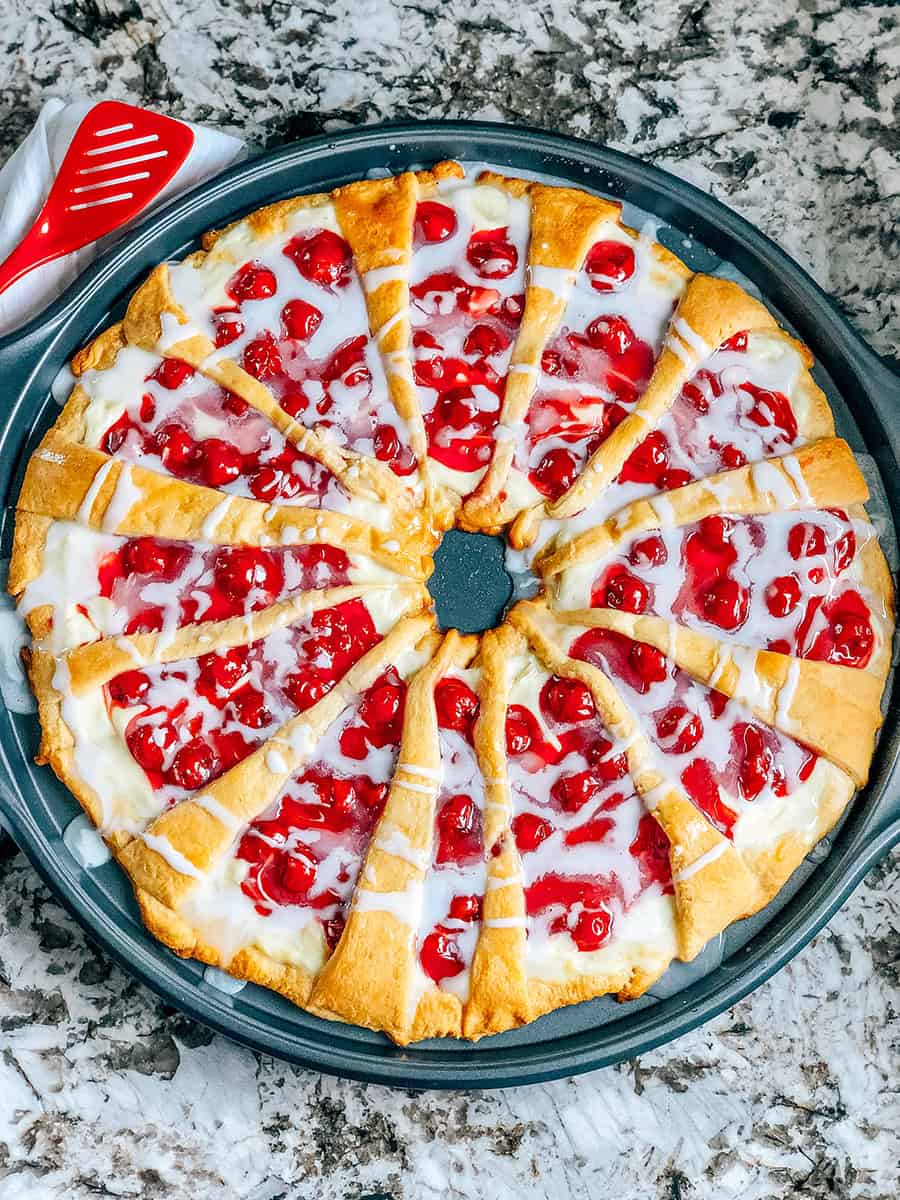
[0,221,54,297]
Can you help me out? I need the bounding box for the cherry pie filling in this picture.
[234,667,407,948]
[570,628,819,837]
[418,675,486,987]
[209,242,417,477]
[410,200,526,483]
[105,598,381,803]
[506,667,672,956]
[93,536,352,637]
[519,239,663,502]
[590,509,875,667]
[99,357,339,504]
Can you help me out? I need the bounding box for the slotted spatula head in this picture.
[0,99,195,297]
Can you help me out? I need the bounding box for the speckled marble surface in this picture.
[1,3,898,1198]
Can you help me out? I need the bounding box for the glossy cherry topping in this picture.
[570,627,819,837]
[585,239,636,293]
[109,598,380,800]
[504,660,674,956]
[99,364,336,505]
[96,537,351,637]
[235,669,404,944]
[589,509,875,668]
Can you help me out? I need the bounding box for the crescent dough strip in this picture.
[17,430,431,579]
[117,612,438,910]
[557,607,884,787]
[463,183,692,533]
[509,276,835,548]
[540,437,867,579]
[308,630,478,1040]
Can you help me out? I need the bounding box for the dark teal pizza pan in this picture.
[0,122,898,1088]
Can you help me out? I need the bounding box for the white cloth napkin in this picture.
[0,98,245,335]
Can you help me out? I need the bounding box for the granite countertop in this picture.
[1,3,898,1198]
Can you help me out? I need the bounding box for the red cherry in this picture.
[628,642,669,691]
[462,323,508,358]
[214,548,282,600]
[505,705,537,755]
[199,647,248,693]
[564,814,615,846]
[359,679,404,729]
[659,469,693,491]
[540,676,596,725]
[698,514,734,550]
[435,677,480,735]
[335,720,368,760]
[765,574,802,618]
[242,333,283,381]
[593,565,651,614]
[284,230,352,289]
[585,314,635,356]
[512,812,554,853]
[531,447,579,499]
[655,704,704,754]
[372,423,400,463]
[720,331,748,352]
[122,537,173,577]
[168,739,217,790]
[828,610,874,668]
[629,812,673,890]
[741,381,798,442]
[228,263,277,304]
[213,315,245,347]
[223,390,248,416]
[285,672,331,718]
[438,792,477,837]
[281,299,323,340]
[551,770,602,813]
[702,577,750,631]
[592,749,629,784]
[585,240,635,292]
[619,430,668,486]
[680,757,737,834]
[735,723,773,800]
[466,228,518,279]
[281,849,317,895]
[833,529,856,575]
[139,394,155,424]
[108,670,150,706]
[151,357,195,390]
[126,722,173,772]
[414,201,457,243]
[231,687,272,729]
[570,908,613,952]
[541,349,563,376]
[630,535,668,568]
[719,443,746,469]
[157,424,199,473]
[420,928,464,983]
[449,894,482,923]
[788,522,826,560]
[200,439,244,487]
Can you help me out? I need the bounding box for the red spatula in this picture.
[0,100,195,297]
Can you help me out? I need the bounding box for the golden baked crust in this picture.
[8,161,894,1044]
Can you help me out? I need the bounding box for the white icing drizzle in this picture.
[374,828,431,871]
[193,792,241,833]
[394,778,435,795]
[774,659,801,729]
[201,496,234,541]
[528,264,576,294]
[780,453,812,505]
[141,832,204,879]
[484,916,527,929]
[362,263,407,293]
[62,814,111,868]
[671,316,713,359]
[101,463,142,533]
[353,879,422,921]
[664,334,693,367]
[397,762,443,779]
[76,459,116,525]
[673,840,728,884]
[750,459,797,508]
[265,749,289,775]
